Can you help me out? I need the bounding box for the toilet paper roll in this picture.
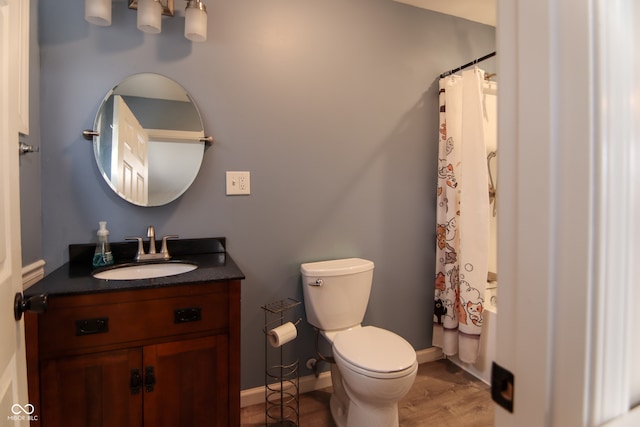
[268,322,297,347]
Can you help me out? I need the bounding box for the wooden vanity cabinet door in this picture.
[143,335,229,427]
[28,279,241,426]
[40,348,143,427]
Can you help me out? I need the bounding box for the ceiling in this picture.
[392,0,496,27]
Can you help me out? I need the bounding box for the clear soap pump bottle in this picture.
[92,221,114,268]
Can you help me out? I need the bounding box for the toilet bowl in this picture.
[330,326,418,427]
[300,258,418,427]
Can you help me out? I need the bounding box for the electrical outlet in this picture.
[226,171,251,195]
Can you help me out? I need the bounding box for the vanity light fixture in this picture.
[84,0,208,42]
[85,0,112,26]
[184,1,207,42]
[136,0,164,34]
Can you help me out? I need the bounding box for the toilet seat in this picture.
[333,326,417,379]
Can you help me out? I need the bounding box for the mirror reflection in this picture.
[92,73,206,206]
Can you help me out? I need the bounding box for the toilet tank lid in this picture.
[300,258,374,276]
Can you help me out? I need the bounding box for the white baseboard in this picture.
[416,346,444,364]
[241,370,333,408]
[22,259,45,289]
[240,347,443,408]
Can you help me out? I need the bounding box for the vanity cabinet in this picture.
[25,280,241,427]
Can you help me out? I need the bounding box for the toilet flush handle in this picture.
[309,279,323,287]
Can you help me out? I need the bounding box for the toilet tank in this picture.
[300,258,374,332]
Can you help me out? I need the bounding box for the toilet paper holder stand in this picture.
[261,298,302,427]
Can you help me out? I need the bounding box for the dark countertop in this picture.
[25,237,245,298]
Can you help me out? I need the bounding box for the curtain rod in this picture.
[439,51,496,79]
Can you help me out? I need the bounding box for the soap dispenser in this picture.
[93,221,114,268]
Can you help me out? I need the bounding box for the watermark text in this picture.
[7,403,38,421]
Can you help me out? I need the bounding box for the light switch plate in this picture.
[226,171,251,195]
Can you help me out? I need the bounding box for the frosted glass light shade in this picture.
[137,0,162,34]
[85,0,112,26]
[185,4,207,42]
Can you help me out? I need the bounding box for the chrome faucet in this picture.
[147,226,157,254]
[126,226,178,261]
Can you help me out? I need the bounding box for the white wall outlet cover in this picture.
[226,171,251,195]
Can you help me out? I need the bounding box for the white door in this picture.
[0,0,30,424]
[112,95,149,205]
[495,0,640,425]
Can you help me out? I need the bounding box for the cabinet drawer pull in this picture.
[174,307,202,324]
[75,317,109,336]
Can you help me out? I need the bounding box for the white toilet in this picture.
[301,258,418,427]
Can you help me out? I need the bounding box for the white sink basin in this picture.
[93,262,198,280]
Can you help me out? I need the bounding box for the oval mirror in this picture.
[90,73,208,207]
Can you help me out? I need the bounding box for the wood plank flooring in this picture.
[241,359,494,426]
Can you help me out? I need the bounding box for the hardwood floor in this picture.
[241,359,494,426]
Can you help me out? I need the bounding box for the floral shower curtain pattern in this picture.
[433,68,490,363]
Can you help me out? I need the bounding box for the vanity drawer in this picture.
[37,284,230,357]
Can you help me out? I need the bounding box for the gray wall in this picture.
[36,0,495,389]
[20,0,42,266]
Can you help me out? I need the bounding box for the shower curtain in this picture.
[433,68,490,363]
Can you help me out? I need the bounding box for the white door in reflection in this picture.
[112,95,149,205]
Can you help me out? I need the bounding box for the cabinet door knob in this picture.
[145,366,156,392]
[130,369,141,395]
